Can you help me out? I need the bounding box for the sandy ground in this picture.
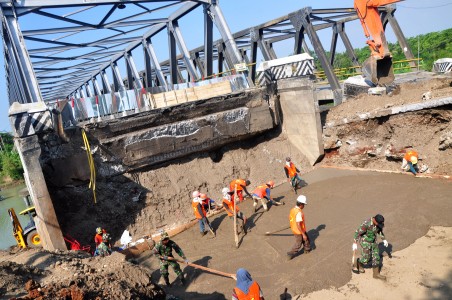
[300,226,452,300]
[133,167,452,300]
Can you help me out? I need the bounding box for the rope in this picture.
[82,129,97,204]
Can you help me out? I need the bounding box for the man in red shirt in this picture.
[229,179,252,202]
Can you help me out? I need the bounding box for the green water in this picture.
[0,184,28,250]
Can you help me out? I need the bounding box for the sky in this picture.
[1,0,451,133]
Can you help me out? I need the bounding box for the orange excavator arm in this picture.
[354,0,403,85]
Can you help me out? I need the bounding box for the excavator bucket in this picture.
[362,55,395,86]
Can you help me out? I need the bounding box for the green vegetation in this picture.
[315,28,452,78]
[0,132,24,182]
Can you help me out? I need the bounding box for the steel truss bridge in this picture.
[1,0,415,106]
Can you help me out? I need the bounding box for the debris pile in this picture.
[1,250,165,300]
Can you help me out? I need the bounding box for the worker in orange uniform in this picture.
[287,195,311,260]
[229,179,252,202]
[222,188,247,232]
[251,181,281,212]
[401,149,419,175]
[284,157,303,194]
[232,268,265,300]
[192,195,215,237]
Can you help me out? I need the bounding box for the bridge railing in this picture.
[58,74,249,126]
[314,58,423,82]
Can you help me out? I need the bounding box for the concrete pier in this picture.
[277,77,324,165]
[15,136,66,250]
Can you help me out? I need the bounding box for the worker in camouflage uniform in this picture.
[153,232,189,286]
[352,214,389,280]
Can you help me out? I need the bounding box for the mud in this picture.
[25,71,452,299]
[136,168,452,299]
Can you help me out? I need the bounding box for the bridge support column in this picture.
[9,102,66,251]
[15,136,67,251]
[277,77,324,165]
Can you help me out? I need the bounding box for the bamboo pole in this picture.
[234,184,239,248]
[163,257,235,279]
[264,225,290,236]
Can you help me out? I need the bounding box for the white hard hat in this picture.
[192,191,200,198]
[297,195,307,205]
[222,187,230,194]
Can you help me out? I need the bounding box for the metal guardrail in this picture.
[54,74,249,127]
[315,58,423,80]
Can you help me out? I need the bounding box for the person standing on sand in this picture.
[284,157,303,194]
[153,232,189,286]
[192,193,215,236]
[352,214,389,280]
[222,187,247,233]
[232,268,265,300]
[287,195,311,260]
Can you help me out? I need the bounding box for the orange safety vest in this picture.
[284,162,298,178]
[222,197,239,217]
[289,206,305,234]
[233,281,261,300]
[252,185,268,198]
[192,201,206,219]
[230,179,246,192]
[404,150,418,161]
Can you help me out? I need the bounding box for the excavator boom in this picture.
[354,0,402,85]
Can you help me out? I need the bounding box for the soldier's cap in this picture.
[161,232,170,240]
[374,214,385,228]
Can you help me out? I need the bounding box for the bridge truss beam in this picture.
[1,1,413,105]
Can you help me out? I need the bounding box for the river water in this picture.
[0,184,28,250]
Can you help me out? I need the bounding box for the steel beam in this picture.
[4,14,42,102]
[167,25,178,85]
[168,20,199,81]
[294,7,342,104]
[207,3,243,66]
[203,3,213,77]
[143,43,153,88]
[144,39,168,91]
[101,70,112,93]
[250,28,273,61]
[85,83,93,97]
[336,22,360,66]
[383,5,416,68]
[111,61,125,92]
[330,25,339,66]
[8,0,210,9]
[92,77,102,95]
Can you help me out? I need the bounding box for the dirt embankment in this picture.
[322,75,452,174]
[0,249,165,300]
[50,130,313,249]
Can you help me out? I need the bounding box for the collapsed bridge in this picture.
[0,0,417,250]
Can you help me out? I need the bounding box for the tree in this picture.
[0,132,24,181]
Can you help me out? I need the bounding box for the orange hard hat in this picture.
[199,193,207,200]
[266,180,275,188]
